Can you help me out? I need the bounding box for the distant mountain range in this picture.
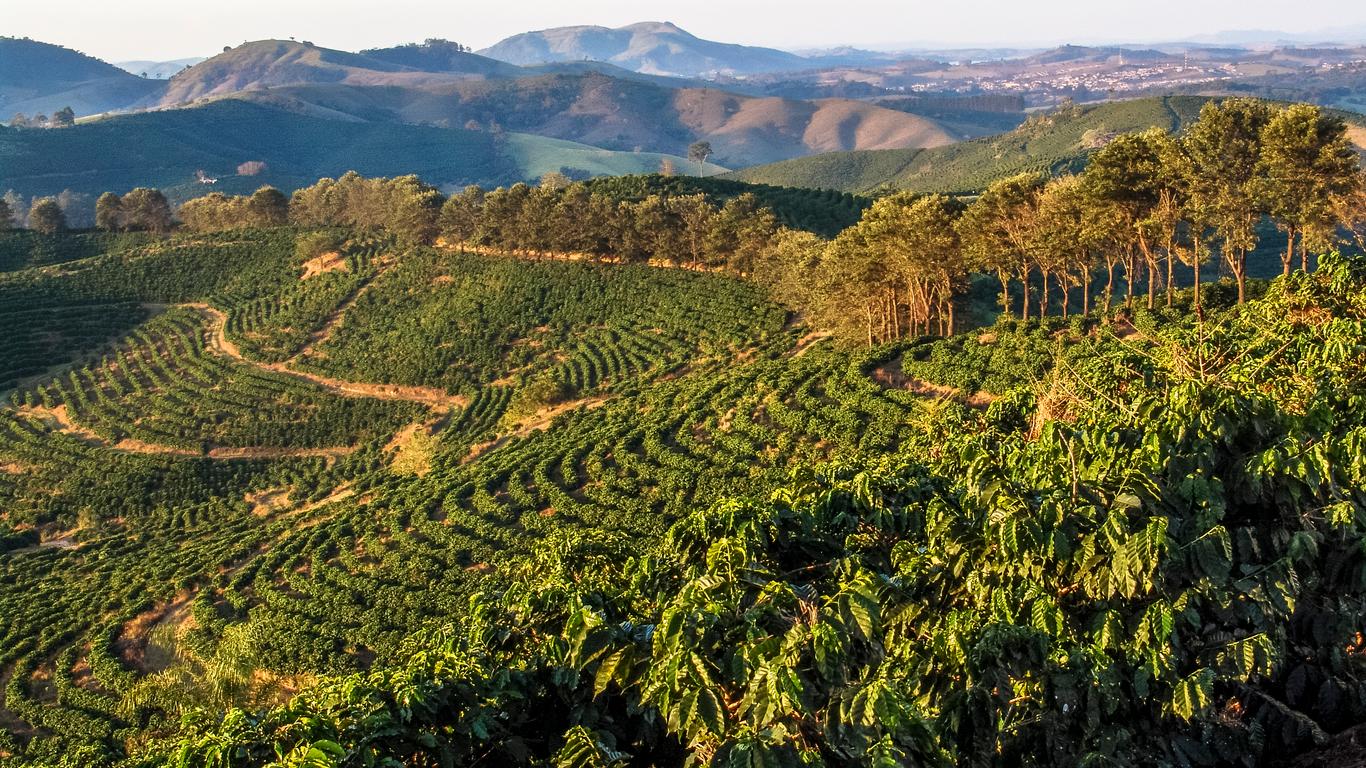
[476,21,816,77]
[113,57,205,80]
[4,21,1365,204]
[0,37,962,170]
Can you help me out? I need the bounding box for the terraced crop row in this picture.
[0,304,149,393]
[14,308,420,453]
[0,231,943,766]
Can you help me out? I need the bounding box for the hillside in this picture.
[155,40,504,105]
[0,99,709,201]
[0,222,1361,766]
[727,95,1216,192]
[227,73,959,167]
[478,21,809,77]
[0,37,164,117]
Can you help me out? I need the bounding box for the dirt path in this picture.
[15,404,358,460]
[294,257,392,361]
[443,243,728,274]
[189,304,467,412]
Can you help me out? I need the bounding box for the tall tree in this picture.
[95,192,124,231]
[121,188,174,232]
[1034,176,1098,317]
[1255,104,1361,274]
[1182,99,1272,304]
[28,198,66,235]
[247,186,289,226]
[688,141,714,175]
[1083,128,1181,308]
[958,173,1044,319]
[0,197,11,231]
[50,106,76,128]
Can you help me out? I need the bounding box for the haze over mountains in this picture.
[476,21,814,77]
[3,19,1366,205]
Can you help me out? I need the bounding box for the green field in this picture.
[727,96,1212,193]
[0,99,709,204]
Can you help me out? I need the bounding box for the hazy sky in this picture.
[10,0,1366,62]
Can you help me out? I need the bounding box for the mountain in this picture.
[0,37,164,117]
[0,99,720,202]
[155,40,508,105]
[222,72,959,167]
[478,21,811,77]
[113,57,206,80]
[727,96,1213,193]
[359,39,524,77]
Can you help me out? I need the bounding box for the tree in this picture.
[1333,170,1366,254]
[96,192,124,231]
[1035,176,1099,317]
[439,186,486,246]
[958,173,1044,319]
[1254,104,1361,275]
[1083,128,1181,308]
[1182,99,1272,304]
[121,188,174,232]
[50,106,75,127]
[0,197,12,230]
[28,197,65,234]
[688,141,714,175]
[247,186,289,226]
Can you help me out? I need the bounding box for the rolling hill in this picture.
[154,40,508,105]
[0,99,716,202]
[478,21,810,77]
[222,72,958,167]
[0,37,164,117]
[727,96,1216,193]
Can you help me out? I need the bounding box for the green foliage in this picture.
[729,96,1210,194]
[582,175,872,238]
[138,256,1366,768]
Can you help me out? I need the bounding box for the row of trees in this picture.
[7,107,75,128]
[172,173,783,273]
[438,179,778,270]
[756,100,1366,344]
[177,187,288,231]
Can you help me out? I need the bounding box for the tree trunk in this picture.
[1020,269,1031,321]
[1165,248,1174,307]
[1282,229,1296,277]
[1083,271,1092,315]
[1237,250,1247,304]
[1105,263,1115,313]
[1193,246,1202,311]
[1039,268,1051,318]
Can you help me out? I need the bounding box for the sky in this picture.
[8,0,1366,62]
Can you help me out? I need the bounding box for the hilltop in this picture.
[155,40,506,105]
[0,37,164,117]
[477,21,810,77]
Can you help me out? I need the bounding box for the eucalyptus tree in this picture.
[28,197,65,234]
[1255,104,1361,274]
[957,173,1044,319]
[1182,99,1272,304]
[1083,128,1184,308]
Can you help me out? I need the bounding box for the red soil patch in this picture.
[300,251,348,280]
